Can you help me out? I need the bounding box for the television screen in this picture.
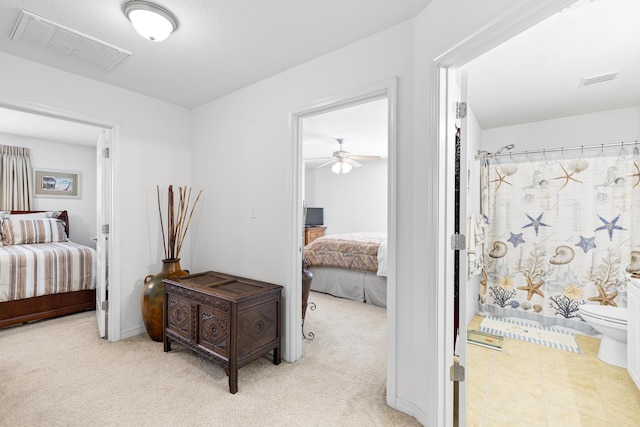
[305,207,324,227]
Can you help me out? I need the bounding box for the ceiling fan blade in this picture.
[345,158,362,167]
[316,159,336,168]
[349,155,382,161]
[304,156,333,161]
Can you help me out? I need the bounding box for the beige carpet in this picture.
[0,291,420,427]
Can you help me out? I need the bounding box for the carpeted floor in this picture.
[0,291,420,427]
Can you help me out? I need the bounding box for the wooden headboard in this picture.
[10,210,70,237]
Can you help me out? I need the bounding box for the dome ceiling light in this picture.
[123,1,178,42]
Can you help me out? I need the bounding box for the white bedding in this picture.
[309,266,387,308]
[376,240,388,277]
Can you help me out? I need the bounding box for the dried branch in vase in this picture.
[156,185,202,260]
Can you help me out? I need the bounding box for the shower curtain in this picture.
[479,147,640,332]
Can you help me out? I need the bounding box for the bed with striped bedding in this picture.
[0,210,97,328]
[0,241,96,302]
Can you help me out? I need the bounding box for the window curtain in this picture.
[479,147,640,332]
[0,145,33,210]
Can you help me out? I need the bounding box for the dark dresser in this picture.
[163,271,282,394]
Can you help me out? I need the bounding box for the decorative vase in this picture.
[141,258,189,341]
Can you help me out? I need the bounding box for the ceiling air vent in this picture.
[10,10,131,72]
[579,71,619,87]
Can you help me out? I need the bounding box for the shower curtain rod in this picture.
[474,139,639,160]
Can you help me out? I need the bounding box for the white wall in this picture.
[191,17,415,413]
[482,106,639,152]
[410,1,521,423]
[192,0,530,423]
[0,133,97,247]
[305,160,387,234]
[0,51,193,340]
[191,23,412,282]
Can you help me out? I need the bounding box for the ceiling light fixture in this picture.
[123,1,178,42]
[331,160,352,175]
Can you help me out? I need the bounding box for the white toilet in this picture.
[579,304,628,368]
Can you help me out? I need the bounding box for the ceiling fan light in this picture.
[331,161,352,174]
[123,1,178,42]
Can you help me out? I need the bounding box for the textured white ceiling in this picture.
[462,0,640,130]
[0,0,430,109]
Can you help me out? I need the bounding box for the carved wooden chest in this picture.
[163,271,282,394]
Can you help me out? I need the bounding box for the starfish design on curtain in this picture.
[490,168,512,191]
[507,232,525,247]
[522,213,549,236]
[594,214,626,241]
[552,163,583,189]
[630,162,640,189]
[517,275,544,300]
[587,284,618,306]
[575,236,597,253]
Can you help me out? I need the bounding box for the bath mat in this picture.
[467,329,503,351]
[479,316,581,354]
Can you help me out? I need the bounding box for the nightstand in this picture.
[304,226,326,245]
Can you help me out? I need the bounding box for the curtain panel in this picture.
[480,149,640,332]
[0,145,33,210]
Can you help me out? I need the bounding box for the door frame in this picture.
[0,94,121,341]
[432,1,577,425]
[287,77,397,398]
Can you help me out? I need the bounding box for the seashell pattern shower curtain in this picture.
[479,148,640,332]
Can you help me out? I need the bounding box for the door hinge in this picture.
[103,147,110,158]
[102,224,109,234]
[450,233,466,251]
[101,300,108,311]
[456,102,467,119]
[450,362,466,382]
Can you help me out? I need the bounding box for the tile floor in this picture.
[465,315,640,426]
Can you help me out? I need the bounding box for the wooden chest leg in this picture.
[229,364,238,394]
[273,346,281,365]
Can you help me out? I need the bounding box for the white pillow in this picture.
[376,240,388,277]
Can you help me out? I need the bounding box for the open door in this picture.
[95,129,111,338]
[443,67,469,426]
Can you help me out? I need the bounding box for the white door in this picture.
[443,67,469,426]
[95,129,111,338]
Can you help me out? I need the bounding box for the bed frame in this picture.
[0,210,96,329]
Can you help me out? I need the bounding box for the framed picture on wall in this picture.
[34,169,81,199]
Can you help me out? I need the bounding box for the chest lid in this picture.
[164,271,282,300]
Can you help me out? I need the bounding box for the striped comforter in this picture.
[0,242,96,302]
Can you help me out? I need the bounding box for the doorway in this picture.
[0,100,116,340]
[288,78,398,399]
[436,0,639,424]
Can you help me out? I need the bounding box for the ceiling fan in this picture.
[307,138,381,174]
